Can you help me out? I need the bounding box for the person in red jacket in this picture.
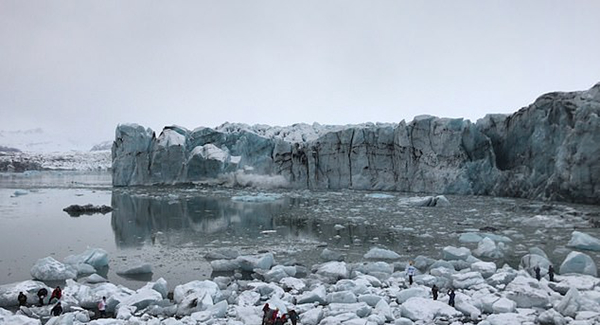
[49,286,62,303]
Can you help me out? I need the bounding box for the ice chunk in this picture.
[492,297,516,313]
[0,314,41,325]
[12,190,29,196]
[567,231,600,251]
[117,287,162,310]
[555,287,600,317]
[315,261,349,282]
[210,259,240,272]
[357,294,384,307]
[519,253,551,278]
[537,309,566,325]
[326,302,371,318]
[528,246,549,259]
[237,253,275,271]
[363,247,400,260]
[459,232,483,243]
[30,257,77,281]
[117,263,153,275]
[81,274,108,284]
[479,313,531,325]
[374,299,394,322]
[473,237,506,259]
[452,271,484,289]
[300,306,324,325]
[547,274,600,295]
[320,248,345,262]
[442,246,471,261]
[365,193,395,199]
[471,261,497,278]
[173,280,221,306]
[205,248,239,260]
[297,285,327,304]
[190,300,228,322]
[504,276,551,308]
[400,297,462,321]
[396,287,429,304]
[0,280,48,308]
[279,277,305,291]
[326,291,357,304]
[63,248,109,269]
[559,251,597,276]
[262,265,296,283]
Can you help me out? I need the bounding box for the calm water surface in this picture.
[1,171,599,290]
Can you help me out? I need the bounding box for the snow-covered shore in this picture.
[2,232,600,325]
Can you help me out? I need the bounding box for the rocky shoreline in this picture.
[1,231,600,325]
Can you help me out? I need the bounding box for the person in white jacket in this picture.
[405,261,416,286]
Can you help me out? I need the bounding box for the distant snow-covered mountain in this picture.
[0,128,107,153]
[0,128,112,172]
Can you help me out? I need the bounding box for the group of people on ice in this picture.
[17,286,107,319]
[261,303,300,325]
[407,260,556,308]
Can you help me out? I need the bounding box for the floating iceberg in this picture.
[363,247,400,260]
[117,263,153,275]
[30,257,77,281]
[63,247,109,270]
[566,231,600,251]
[560,251,598,276]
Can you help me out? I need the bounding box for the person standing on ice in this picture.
[51,302,63,316]
[431,284,439,300]
[49,286,62,303]
[287,309,300,325]
[548,265,555,282]
[261,303,271,325]
[534,265,541,281]
[405,261,416,286]
[98,296,107,318]
[448,289,456,307]
[37,288,48,306]
[18,291,27,306]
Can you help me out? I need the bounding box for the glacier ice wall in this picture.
[112,83,600,204]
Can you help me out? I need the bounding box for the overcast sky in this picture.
[1,1,600,147]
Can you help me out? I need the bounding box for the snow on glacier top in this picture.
[189,144,229,162]
[212,121,398,143]
[157,128,186,147]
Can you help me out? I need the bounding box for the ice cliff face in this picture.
[112,83,600,204]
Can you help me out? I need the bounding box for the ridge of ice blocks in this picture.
[4,242,600,324]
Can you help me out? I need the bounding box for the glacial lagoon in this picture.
[1,171,599,290]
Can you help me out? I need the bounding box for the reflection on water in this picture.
[111,189,298,247]
[2,171,600,290]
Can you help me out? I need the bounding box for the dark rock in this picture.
[63,204,113,217]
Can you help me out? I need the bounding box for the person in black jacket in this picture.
[51,302,63,316]
[18,292,27,306]
[37,288,48,306]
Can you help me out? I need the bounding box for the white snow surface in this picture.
[190,144,229,162]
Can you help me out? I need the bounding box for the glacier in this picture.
[112,83,600,204]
